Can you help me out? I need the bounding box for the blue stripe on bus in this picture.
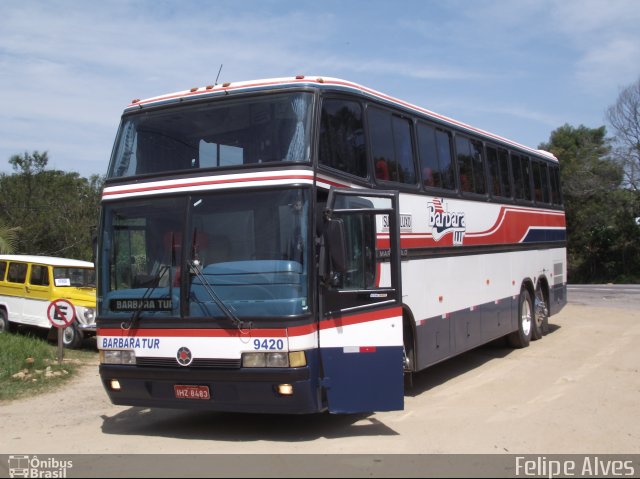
[522,228,566,243]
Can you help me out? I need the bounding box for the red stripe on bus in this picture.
[377,208,565,248]
[102,173,315,198]
[97,322,318,339]
[319,306,402,331]
[98,308,401,339]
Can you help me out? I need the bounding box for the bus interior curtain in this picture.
[285,96,307,161]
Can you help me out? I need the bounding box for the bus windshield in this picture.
[99,189,310,319]
[108,92,314,178]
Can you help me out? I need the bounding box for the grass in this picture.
[0,328,97,401]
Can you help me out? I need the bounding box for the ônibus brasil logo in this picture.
[428,198,466,245]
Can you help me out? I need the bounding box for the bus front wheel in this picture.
[508,288,532,348]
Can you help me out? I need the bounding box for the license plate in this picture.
[174,385,210,400]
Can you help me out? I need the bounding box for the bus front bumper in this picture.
[99,364,322,414]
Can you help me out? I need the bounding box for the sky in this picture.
[1,0,639,179]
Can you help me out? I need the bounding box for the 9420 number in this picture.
[253,338,284,350]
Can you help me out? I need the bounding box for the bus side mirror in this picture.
[325,217,347,276]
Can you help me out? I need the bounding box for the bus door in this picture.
[319,189,403,413]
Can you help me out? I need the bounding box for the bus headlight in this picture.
[241,351,306,368]
[242,352,266,368]
[266,352,288,367]
[100,350,136,365]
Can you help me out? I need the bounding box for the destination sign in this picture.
[110,298,173,311]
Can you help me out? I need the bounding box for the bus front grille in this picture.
[136,357,242,369]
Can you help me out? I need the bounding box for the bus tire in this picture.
[62,324,84,349]
[0,308,15,334]
[403,319,415,373]
[508,288,532,348]
[402,317,417,389]
[531,285,549,341]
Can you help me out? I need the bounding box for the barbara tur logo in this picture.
[428,198,466,245]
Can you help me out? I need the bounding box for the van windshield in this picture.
[53,267,96,288]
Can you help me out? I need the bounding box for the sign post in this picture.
[47,299,77,364]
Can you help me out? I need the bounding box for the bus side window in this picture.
[0,261,6,281]
[486,145,512,198]
[368,107,416,185]
[549,165,563,205]
[417,122,438,188]
[318,98,367,178]
[455,136,473,193]
[512,153,533,202]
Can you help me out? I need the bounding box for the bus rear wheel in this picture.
[531,286,549,341]
[508,288,532,348]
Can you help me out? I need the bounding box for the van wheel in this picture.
[508,288,532,348]
[62,324,84,349]
[0,309,15,333]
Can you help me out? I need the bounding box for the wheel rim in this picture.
[521,298,532,336]
[63,326,75,345]
[535,292,547,328]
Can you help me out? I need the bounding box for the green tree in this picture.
[0,152,104,261]
[539,124,640,282]
[0,221,21,254]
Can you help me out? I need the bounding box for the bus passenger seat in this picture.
[207,236,231,265]
[375,159,389,181]
[423,167,434,187]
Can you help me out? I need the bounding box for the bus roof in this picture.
[124,75,558,162]
[0,255,94,268]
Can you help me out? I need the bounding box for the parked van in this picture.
[0,255,96,348]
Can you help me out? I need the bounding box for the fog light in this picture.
[110,379,121,391]
[277,384,293,396]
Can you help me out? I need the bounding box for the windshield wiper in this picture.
[121,264,172,330]
[189,259,249,331]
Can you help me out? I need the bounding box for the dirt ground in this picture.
[1,302,639,456]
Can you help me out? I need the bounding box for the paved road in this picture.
[568,284,640,310]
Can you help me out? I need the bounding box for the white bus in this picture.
[97,76,566,413]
